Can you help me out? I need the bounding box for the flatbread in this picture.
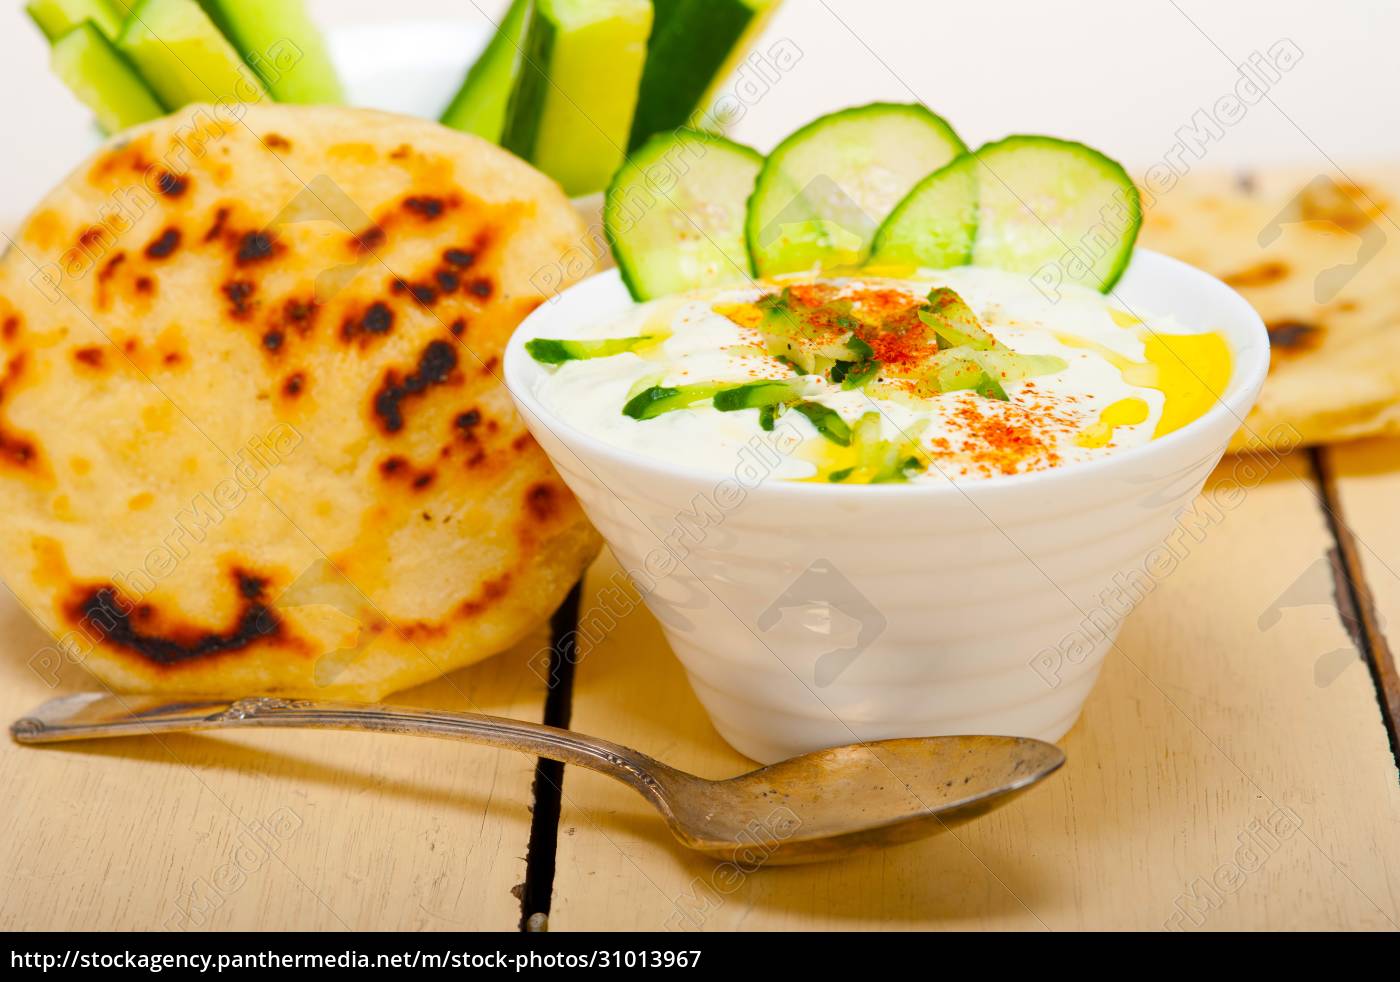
[1137,167,1400,450]
[0,103,600,699]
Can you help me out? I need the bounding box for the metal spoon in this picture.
[11,692,1064,865]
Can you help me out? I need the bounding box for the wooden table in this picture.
[2,441,1397,932]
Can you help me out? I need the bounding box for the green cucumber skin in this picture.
[525,335,655,364]
[499,1,555,165]
[627,0,763,152]
[971,134,1142,293]
[746,102,967,277]
[711,378,801,411]
[606,129,763,302]
[27,0,123,41]
[440,0,532,138]
[869,152,979,271]
[196,0,343,104]
[791,401,851,446]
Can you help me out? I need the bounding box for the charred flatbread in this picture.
[0,103,601,699]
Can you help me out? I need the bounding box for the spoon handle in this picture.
[11,692,675,801]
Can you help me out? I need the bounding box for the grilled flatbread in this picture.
[1138,167,1400,450]
[0,103,600,699]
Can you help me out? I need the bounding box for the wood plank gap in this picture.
[1309,447,1400,768]
[517,579,582,931]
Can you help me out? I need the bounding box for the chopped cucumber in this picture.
[969,135,1141,292]
[502,0,653,196]
[440,0,532,140]
[750,289,872,375]
[746,103,967,276]
[869,152,979,271]
[525,334,661,364]
[926,355,988,396]
[51,21,164,133]
[838,358,880,390]
[627,0,778,151]
[791,401,851,446]
[830,415,928,484]
[976,371,1009,401]
[118,0,267,109]
[196,0,343,104]
[969,348,1067,384]
[712,377,805,411]
[26,0,123,41]
[622,381,724,420]
[607,129,762,301]
[918,287,995,350]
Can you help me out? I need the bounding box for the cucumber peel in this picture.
[628,0,778,151]
[196,0,343,104]
[712,378,807,412]
[622,382,725,420]
[502,0,653,196]
[791,401,851,446]
[440,0,531,139]
[525,334,663,364]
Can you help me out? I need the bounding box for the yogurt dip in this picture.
[525,266,1232,484]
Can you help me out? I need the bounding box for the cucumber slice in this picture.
[502,0,653,197]
[50,20,164,133]
[868,153,978,271]
[627,0,777,151]
[118,0,267,109]
[26,0,123,41]
[606,129,762,301]
[622,381,724,420]
[196,0,343,104]
[525,334,661,364]
[712,377,805,411]
[440,0,532,140]
[970,135,1141,292]
[918,287,994,350]
[746,103,967,277]
[790,401,851,446]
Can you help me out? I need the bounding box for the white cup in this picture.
[505,251,1270,763]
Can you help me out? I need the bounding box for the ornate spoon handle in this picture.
[12,692,677,804]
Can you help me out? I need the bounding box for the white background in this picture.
[0,0,1394,225]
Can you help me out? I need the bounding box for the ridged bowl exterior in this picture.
[505,255,1269,763]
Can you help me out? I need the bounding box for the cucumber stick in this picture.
[746,103,966,277]
[26,0,123,40]
[868,153,979,271]
[627,0,777,151]
[196,0,343,104]
[118,0,267,110]
[969,135,1141,292]
[502,0,653,197]
[51,21,164,133]
[440,0,532,140]
[606,130,762,300]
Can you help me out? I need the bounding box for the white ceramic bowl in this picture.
[504,251,1269,763]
